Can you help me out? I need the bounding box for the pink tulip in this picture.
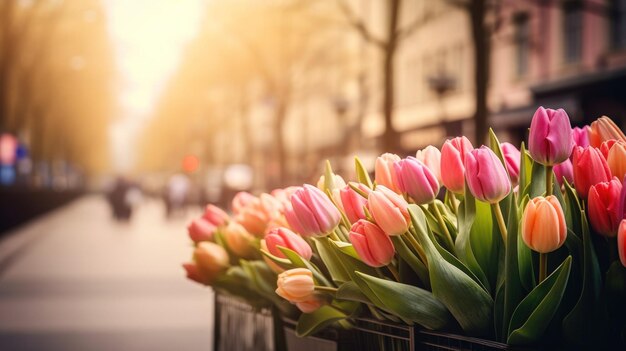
[528,107,573,166]
[441,136,474,194]
[501,142,521,186]
[187,218,217,243]
[349,220,395,267]
[232,192,256,214]
[203,204,229,226]
[286,185,341,237]
[572,146,612,198]
[368,185,410,236]
[415,145,442,184]
[572,126,590,148]
[618,220,626,267]
[182,262,207,285]
[464,146,511,204]
[339,183,370,224]
[588,179,622,237]
[265,227,312,260]
[394,156,439,204]
[375,153,402,193]
[553,158,574,186]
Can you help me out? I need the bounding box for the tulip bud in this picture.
[572,126,590,148]
[522,196,567,253]
[275,268,315,303]
[501,142,521,186]
[441,136,474,194]
[464,146,511,204]
[296,298,324,313]
[223,222,256,258]
[589,116,626,148]
[203,204,229,227]
[415,145,442,184]
[339,183,370,224]
[608,141,626,181]
[394,157,439,204]
[588,179,622,237]
[572,146,612,198]
[187,218,217,243]
[182,262,207,285]
[349,220,395,267]
[553,158,574,187]
[375,153,402,193]
[236,201,269,237]
[193,242,229,284]
[528,107,573,166]
[368,185,410,236]
[286,185,341,237]
[265,227,312,260]
[618,220,626,267]
[232,192,256,214]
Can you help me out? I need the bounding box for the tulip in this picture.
[375,153,402,193]
[572,126,590,148]
[464,146,511,204]
[296,298,324,313]
[618,177,626,223]
[618,220,626,267]
[203,204,229,226]
[572,146,612,198]
[236,201,269,237]
[349,220,395,267]
[193,242,229,284]
[275,268,315,303]
[187,218,217,243]
[339,183,370,224]
[589,116,626,148]
[608,141,626,181]
[588,179,622,237]
[415,145,442,184]
[501,142,521,186]
[368,185,410,236]
[286,185,341,237]
[223,222,256,258]
[553,158,574,187]
[599,140,618,160]
[265,227,312,260]
[182,262,207,285]
[260,239,285,273]
[528,107,573,166]
[441,136,474,194]
[271,186,300,211]
[232,192,256,214]
[522,196,567,253]
[259,193,283,220]
[394,157,439,204]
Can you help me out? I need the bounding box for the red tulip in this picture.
[349,220,395,267]
[618,220,626,267]
[441,136,474,194]
[588,179,622,237]
[339,183,370,224]
[572,146,612,198]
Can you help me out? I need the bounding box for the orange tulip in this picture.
[275,268,315,303]
[618,220,626,267]
[589,116,626,148]
[608,141,626,181]
[193,242,229,284]
[522,196,567,253]
[223,222,257,258]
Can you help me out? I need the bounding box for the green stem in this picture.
[431,203,455,250]
[403,232,428,266]
[449,192,458,216]
[539,253,547,283]
[387,263,400,281]
[491,202,507,243]
[546,165,553,197]
[314,285,338,293]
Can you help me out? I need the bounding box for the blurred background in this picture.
[1,0,626,349]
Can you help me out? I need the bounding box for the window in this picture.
[563,1,583,64]
[514,13,530,76]
[611,0,626,50]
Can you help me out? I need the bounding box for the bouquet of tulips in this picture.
[183,107,626,348]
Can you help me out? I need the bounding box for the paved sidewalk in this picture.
[0,196,214,351]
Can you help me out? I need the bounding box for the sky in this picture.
[104,0,205,172]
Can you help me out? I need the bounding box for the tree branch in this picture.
[335,0,386,50]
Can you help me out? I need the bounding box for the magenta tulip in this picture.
[528,107,573,166]
[286,185,341,237]
[572,126,590,148]
[349,220,395,267]
[368,185,410,236]
[394,157,439,204]
[501,142,521,186]
[339,183,370,224]
[588,179,622,237]
[572,146,612,198]
[441,136,474,194]
[265,227,313,260]
[553,158,574,186]
[464,146,511,204]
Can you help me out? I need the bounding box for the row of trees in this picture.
[0,0,115,176]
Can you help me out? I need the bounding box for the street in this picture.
[0,196,214,351]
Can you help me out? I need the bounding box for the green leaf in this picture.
[355,156,373,189]
[501,197,524,341]
[409,205,493,336]
[562,180,583,237]
[516,196,536,291]
[526,160,546,198]
[323,160,337,192]
[296,305,347,337]
[329,240,360,260]
[507,256,572,345]
[337,281,372,305]
[391,236,430,288]
[314,237,351,284]
[260,248,293,270]
[354,271,453,330]
[277,246,332,286]
[488,128,508,172]
[517,143,532,206]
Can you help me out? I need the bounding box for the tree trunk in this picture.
[470,0,489,145]
[380,0,401,154]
